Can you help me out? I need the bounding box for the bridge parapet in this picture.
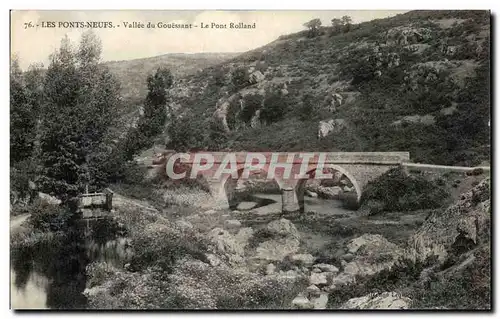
[186,152,410,165]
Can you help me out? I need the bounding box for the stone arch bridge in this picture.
[148,151,410,213]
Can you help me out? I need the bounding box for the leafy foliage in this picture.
[28,200,79,232]
[239,93,262,124]
[361,167,450,214]
[38,32,121,199]
[10,57,39,163]
[123,67,173,159]
[141,67,173,137]
[230,67,250,91]
[303,18,322,38]
[259,89,289,124]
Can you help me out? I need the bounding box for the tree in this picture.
[23,63,45,158]
[10,56,36,163]
[341,15,353,32]
[142,67,173,136]
[39,32,121,199]
[303,18,322,38]
[167,115,208,152]
[10,56,42,202]
[123,67,173,159]
[330,18,343,35]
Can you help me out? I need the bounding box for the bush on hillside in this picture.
[239,93,263,124]
[128,224,210,273]
[167,115,209,151]
[29,199,79,232]
[259,90,289,124]
[360,167,449,214]
[230,67,250,91]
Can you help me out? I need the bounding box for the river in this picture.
[10,217,131,310]
[10,193,354,310]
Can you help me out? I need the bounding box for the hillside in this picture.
[105,52,240,102]
[159,10,490,166]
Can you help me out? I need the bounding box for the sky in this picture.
[11,10,408,70]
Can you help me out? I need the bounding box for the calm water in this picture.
[240,193,353,216]
[10,219,131,310]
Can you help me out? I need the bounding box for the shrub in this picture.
[128,224,209,273]
[164,258,309,309]
[296,92,320,121]
[230,67,250,91]
[239,94,263,124]
[260,90,289,124]
[29,199,79,232]
[360,167,450,214]
[167,115,210,151]
[10,159,38,206]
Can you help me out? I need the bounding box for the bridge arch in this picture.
[219,166,283,210]
[294,164,363,212]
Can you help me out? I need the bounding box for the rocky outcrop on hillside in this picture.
[385,26,433,46]
[341,292,411,309]
[328,234,403,289]
[392,114,436,126]
[404,60,479,91]
[317,119,347,139]
[407,178,490,263]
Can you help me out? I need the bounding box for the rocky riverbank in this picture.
[82,175,490,309]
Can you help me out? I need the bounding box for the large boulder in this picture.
[253,219,301,262]
[212,92,241,133]
[266,218,300,240]
[213,101,231,133]
[407,178,490,263]
[175,219,194,231]
[254,237,301,262]
[249,71,265,84]
[328,93,343,112]
[291,294,314,309]
[236,201,258,210]
[250,109,261,128]
[386,26,432,46]
[317,186,343,199]
[207,227,245,256]
[392,114,436,126]
[341,292,411,309]
[38,192,61,205]
[290,254,315,267]
[313,263,339,273]
[341,234,403,279]
[311,293,329,309]
[224,219,242,231]
[309,272,328,286]
[317,119,347,139]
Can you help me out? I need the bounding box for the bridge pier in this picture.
[206,180,232,209]
[281,187,300,213]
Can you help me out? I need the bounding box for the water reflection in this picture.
[10,269,48,309]
[11,217,128,310]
